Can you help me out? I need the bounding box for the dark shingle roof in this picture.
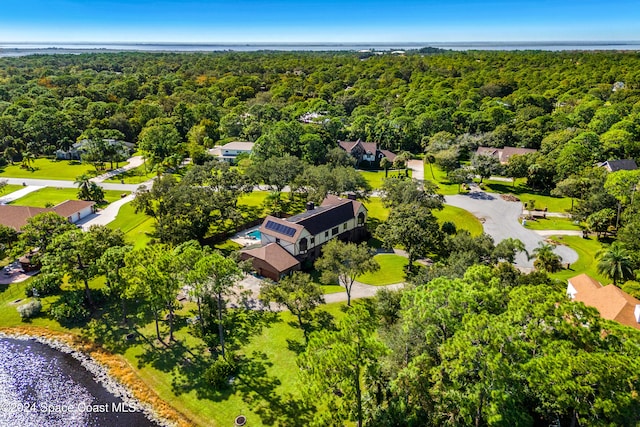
[600,159,638,172]
[292,201,355,236]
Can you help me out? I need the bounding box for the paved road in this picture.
[1,177,145,192]
[408,159,424,181]
[445,188,578,268]
[0,185,44,204]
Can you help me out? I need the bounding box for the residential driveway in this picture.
[408,159,424,181]
[90,156,145,183]
[0,185,44,204]
[445,188,578,268]
[78,194,134,230]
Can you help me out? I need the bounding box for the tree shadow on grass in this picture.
[235,351,315,426]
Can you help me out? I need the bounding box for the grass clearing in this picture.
[434,205,483,236]
[524,217,582,231]
[107,202,155,248]
[357,254,408,285]
[549,235,608,284]
[10,187,127,207]
[423,163,461,195]
[105,164,156,184]
[0,184,22,196]
[359,169,411,190]
[482,181,572,213]
[0,159,97,180]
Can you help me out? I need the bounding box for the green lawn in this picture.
[0,184,22,196]
[10,187,127,207]
[104,164,156,184]
[549,235,608,284]
[106,202,155,248]
[422,163,461,195]
[0,159,97,180]
[118,301,347,427]
[482,181,572,213]
[524,217,583,231]
[238,191,270,209]
[434,205,483,236]
[359,169,411,190]
[364,197,389,222]
[357,254,408,285]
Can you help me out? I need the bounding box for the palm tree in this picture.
[532,242,562,273]
[597,242,636,286]
[21,150,35,170]
[74,174,92,200]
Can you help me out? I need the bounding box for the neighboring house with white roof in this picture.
[209,141,254,163]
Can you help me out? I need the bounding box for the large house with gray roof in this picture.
[240,195,368,281]
[338,139,396,165]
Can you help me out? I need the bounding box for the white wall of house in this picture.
[261,204,367,256]
[68,206,95,224]
[222,148,252,156]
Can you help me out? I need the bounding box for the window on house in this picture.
[299,238,308,253]
[310,237,315,244]
[343,223,347,230]
[357,212,365,225]
[332,227,339,236]
[325,231,329,237]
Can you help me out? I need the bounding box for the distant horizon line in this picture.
[2,40,640,46]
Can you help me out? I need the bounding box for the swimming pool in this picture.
[247,229,261,240]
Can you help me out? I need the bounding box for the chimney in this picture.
[635,305,640,323]
[346,192,357,200]
[306,202,315,211]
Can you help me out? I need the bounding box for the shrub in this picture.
[204,355,237,389]
[441,221,457,235]
[17,300,42,319]
[26,272,62,297]
[49,290,90,324]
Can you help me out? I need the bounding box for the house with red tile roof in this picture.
[240,195,368,281]
[0,200,96,231]
[567,273,640,330]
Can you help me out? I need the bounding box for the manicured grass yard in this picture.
[357,254,408,285]
[0,184,22,195]
[364,197,389,222]
[423,163,461,195]
[105,164,156,184]
[434,205,483,236]
[549,235,608,284]
[524,217,582,231]
[482,181,572,213]
[359,169,411,190]
[10,187,127,207]
[0,159,97,180]
[107,202,155,248]
[238,191,270,209]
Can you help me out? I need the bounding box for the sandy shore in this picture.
[0,327,193,427]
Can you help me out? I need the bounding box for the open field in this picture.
[10,187,127,207]
[357,254,408,285]
[0,159,97,180]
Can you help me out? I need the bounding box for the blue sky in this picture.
[1,0,638,43]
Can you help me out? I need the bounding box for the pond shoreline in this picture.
[0,327,192,427]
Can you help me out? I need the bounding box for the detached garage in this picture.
[240,243,300,281]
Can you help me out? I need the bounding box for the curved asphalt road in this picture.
[445,189,578,269]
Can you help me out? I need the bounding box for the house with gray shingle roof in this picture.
[240,195,368,281]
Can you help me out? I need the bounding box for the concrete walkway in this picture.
[445,188,578,268]
[78,194,134,230]
[0,185,44,204]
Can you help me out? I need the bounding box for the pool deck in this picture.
[230,226,262,247]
